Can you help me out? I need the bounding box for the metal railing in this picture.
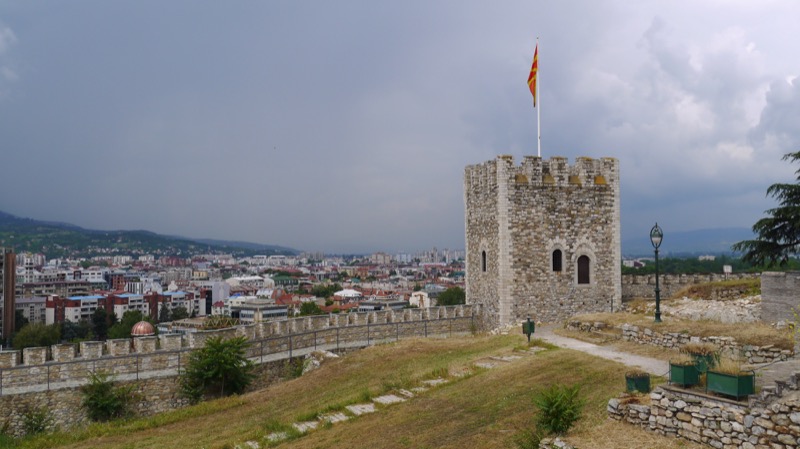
[0,315,474,396]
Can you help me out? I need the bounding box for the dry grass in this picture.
[671,278,760,300]
[572,312,793,350]
[16,334,701,449]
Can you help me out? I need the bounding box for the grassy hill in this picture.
[0,210,296,259]
[14,334,702,449]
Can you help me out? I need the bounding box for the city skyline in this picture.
[1,2,799,253]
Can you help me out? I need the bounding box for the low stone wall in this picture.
[621,273,759,301]
[608,381,800,448]
[0,355,307,438]
[565,320,793,364]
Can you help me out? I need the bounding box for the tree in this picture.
[81,371,137,422]
[92,308,110,340]
[62,320,94,342]
[733,151,800,266]
[437,286,466,306]
[299,302,324,316]
[15,309,29,331]
[171,305,190,321]
[158,304,172,323]
[12,323,61,350]
[108,310,153,340]
[180,335,255,403]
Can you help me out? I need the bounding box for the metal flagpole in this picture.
[537,37,541,158]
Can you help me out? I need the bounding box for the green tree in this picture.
[437,286,466,306]
[108,310,153,339]
[62,320,93,342]
[734,151,800,266]
[180,336,255,403]
[12,323,61,350]
[158,304,172,323]
[171,305,190,321]
[15,309,29,331]
[299,302,324,316]
[92,308,110,340]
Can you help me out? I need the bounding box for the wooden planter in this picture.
[669,363,699,387]
[706,370,755,400]
[625,374,651,393]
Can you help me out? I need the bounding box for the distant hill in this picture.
[622,227,754,257]
[0,210,298,259]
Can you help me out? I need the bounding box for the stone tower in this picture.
[464,155,621,325]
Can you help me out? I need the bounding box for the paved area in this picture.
[535,324,670,376]
[535,324,800,391]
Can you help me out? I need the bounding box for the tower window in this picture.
[552,250,563,272]
[481,251,487,272]
[577,255,590,284]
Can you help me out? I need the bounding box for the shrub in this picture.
[681,342,718,356]
[22,406,54,436]
[180,336,255,403]
[532,383,585,435]
[81,371,137,422]
[670,353,696,366]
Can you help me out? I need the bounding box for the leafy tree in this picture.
[733,151,800,267]
[171,305,190,321]
[81,371,137,422]
[62,320,94,342]
[180,336,255,403]
[299,302,324,316]
[12,323,61,350]
[158,304,172,323]
[92,308,110,340]
[533,383,585,435]
[108,310,154,339]
[15,309,29,331]
[437,286,466,306]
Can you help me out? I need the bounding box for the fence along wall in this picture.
[0,305,477,396]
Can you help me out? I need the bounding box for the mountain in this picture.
[622,227,754,257]
[0,210,298,259]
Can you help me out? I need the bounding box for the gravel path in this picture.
[534,324,670,377]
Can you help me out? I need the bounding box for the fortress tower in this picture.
[464,155,621,325]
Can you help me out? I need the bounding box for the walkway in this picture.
[534,324,800,393]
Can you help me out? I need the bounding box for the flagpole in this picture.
[536,37,541,158]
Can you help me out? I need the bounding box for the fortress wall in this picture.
[620,273,759,301]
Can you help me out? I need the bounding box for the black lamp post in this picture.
[650,223,663,323]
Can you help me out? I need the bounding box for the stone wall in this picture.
[761,272,800,324]
[0,355,309,437]
[621,273,759,301]
[565,320,793,364]
[608,380,800,449]
[465,155,621,326]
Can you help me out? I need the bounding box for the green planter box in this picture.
[691,354,717,373]
[625,374,650,393]
[670,363,699,387]
[706,371,755,400]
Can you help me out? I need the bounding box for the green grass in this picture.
[9,335,704,449]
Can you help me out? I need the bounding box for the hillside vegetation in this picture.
[13,335,702,449]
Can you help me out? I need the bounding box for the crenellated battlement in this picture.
[464,155,619,190]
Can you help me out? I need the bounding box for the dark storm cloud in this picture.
[0,1,799,253]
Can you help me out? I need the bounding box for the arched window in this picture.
[577,255,590,284]
[552,249,563,272]
[481,251,487,272]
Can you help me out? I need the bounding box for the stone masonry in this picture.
[761,272,800,324]
[464,155,621,326]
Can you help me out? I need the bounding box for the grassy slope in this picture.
[17,335,703,449]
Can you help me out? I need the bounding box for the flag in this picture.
[527,44,538,107]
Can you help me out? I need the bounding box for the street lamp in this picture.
[650,223,663,323]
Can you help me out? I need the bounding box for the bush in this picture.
[12,323,61,350]
[22,406,54,436]
[81,371,137,422]
[532,383,585,435]
[180,336,255,403]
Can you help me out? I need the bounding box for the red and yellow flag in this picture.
[527,44,538,107]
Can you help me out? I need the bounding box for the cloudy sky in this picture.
[1,1,799,254]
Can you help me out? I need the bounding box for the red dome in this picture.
[131,321,155,336]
